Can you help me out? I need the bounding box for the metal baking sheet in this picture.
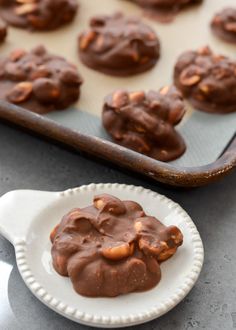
[45,108,236,167]
[0,0,236,168]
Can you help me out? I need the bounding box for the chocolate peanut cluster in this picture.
[78,12,160,76]
[102,86,186,161]
[129,0,203,22]
[0,45,83,114]
[211,8,236,44]
[50,194,183,297]
[0,18,7,43]
[174,46,236,113]
[0,0,78,31]
[131,0,202,10]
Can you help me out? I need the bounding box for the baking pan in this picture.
[0,100,235,187]
[0,0,235,187]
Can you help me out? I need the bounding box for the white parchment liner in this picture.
[1,0,236,166]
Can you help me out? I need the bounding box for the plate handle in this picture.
[0,190,59,244]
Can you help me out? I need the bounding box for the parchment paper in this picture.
[0,0,236,167]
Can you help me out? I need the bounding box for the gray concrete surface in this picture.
[0,123,235,330]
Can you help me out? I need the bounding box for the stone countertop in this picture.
[0,123,235,330]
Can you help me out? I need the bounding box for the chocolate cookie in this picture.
[78,12,160,76]
[129,0,203,23]
[211,8,236,44]
[0,0,78,31]
[0,18,7,42]
[50,194,183,297]
[0,45,83,114]
[102,86,186,162]
[174,46,236,114]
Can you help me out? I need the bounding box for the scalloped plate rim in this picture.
[0,183,204,328]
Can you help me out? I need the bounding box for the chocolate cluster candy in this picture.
[78,12,160,76]
[102,86,186,161]
[0,0,78,31]
[50,194,183,297]
[174,46,236,114]
[129,0,202,22]
[0,18,7,43]
[0,45,83,114]
[211,8,236,44]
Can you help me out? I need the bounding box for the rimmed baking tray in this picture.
[0,0,235,187]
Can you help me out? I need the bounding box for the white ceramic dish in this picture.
[0,183,204,328]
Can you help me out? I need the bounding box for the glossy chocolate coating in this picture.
[174,46,236,114]
[102,86,186,162]
[211,8,236,44]
[0,45,83,114]
[0,0,78,31]
[132,0,202,8]
[50,194,183,297]
[129,0,203,22]
[78,12,160,76]
[0,18,7,42]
